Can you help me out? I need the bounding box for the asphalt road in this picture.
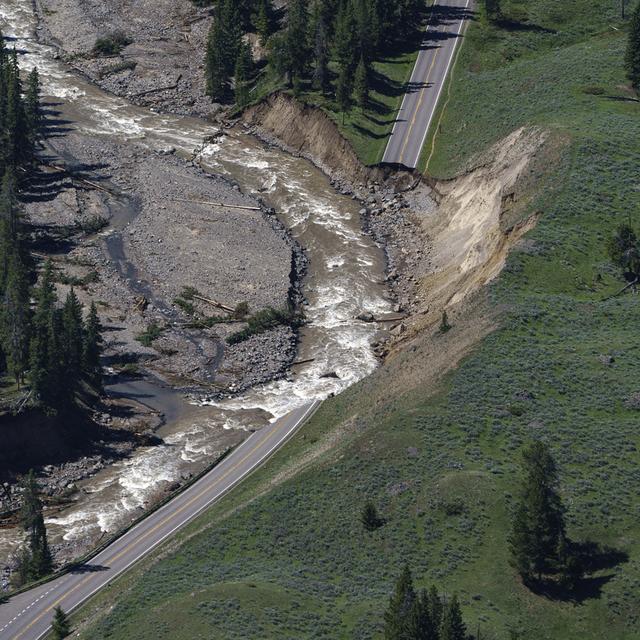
[382,0,472,169]
[0,401,320,640]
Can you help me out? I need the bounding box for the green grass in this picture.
[74,2,640,639]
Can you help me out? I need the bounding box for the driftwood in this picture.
[131,74,182,97]
[166,197,261,211]
[602,278,639,301]
[191,293,235,313]
[290,358,315,367]
[43,162,112,194]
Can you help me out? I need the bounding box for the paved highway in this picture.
[382,0,473,169]
[0,401,320,640]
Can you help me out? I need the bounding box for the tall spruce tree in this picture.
[25,67,41,152]
[354,55,369,109]
[509,441,566,581]
[18,471,52,580]
[440,594,467,640]
[205,4,230,101]
[234,42,253,107]
[61,288,85,395]
[626,0,640,89]
[51,606,71,639]
[2,251,30,386]
[336,63,353,123]
[384,565,416,640]
[83,301,103,389]
[311,4,330,93]
[30,261,58,408]
[407,589,437,640]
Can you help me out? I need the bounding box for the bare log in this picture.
[191,294,235,313]
[290,358,316,367]
[602,278,639,301]
[43,162,112,194]
[130,74,183,97]
[166,197,261,211]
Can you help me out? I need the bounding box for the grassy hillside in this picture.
[74,2,640,639]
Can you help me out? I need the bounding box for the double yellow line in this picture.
[10,413,297,640]
[399,29,443,165]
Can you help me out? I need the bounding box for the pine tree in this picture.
[428,585,443,632]
[311,7,330,94]
[18,471,52,580]
[51,606,71,639]
[24,67,41,152]
[384,565,416,640]
[336,63,353,124]
[354,55,369,110]
[205,4,230,101]
[284,0,310,86]
[234,42,253,107]
[2,251,30,386]
[509,441,566,582]
[440,594,467,640]
[407,589,437,640]
[361,501,382,531]
[626,0,640,89]
[61,288,85,396]
[83,301,103,389]
[30,261,58,408]
[253,0,272,46]
[333,0,357,72]
[484,0,501,22]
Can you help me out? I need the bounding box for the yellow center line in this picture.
[399,28,443,165]
[10,415,294,640]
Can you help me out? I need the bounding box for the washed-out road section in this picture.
[0,401,320,640]
[382,0,472,169]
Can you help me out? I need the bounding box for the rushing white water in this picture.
[0,0,392,560]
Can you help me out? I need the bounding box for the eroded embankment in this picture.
[242,93,550,365]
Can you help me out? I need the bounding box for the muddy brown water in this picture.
[0,0,392,570]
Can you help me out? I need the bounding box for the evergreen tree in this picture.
[83,301,103,389]
[428,585,443,632]
[2,251,30,386]
[361,501,382,531]
[354,55,369,110]
[626,1,640,89]
[407,589,437,640]
[336,63,353,124]
[18,471,52,580]
[24,67,41,152]
[205,4,231,101]
[284,0,311,86]
[253,0,272,46]
[440,594,467,640]
[311,5,330,93]
[30,261,58,408]
[61,288,85,394]
[484,0,501,22]
[333,0,357,71]
[51,606,71,639]
[234,41,253,107]
[384,565,416,640]
[509,442,566,581]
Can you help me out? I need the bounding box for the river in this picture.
[0,0,392,570]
